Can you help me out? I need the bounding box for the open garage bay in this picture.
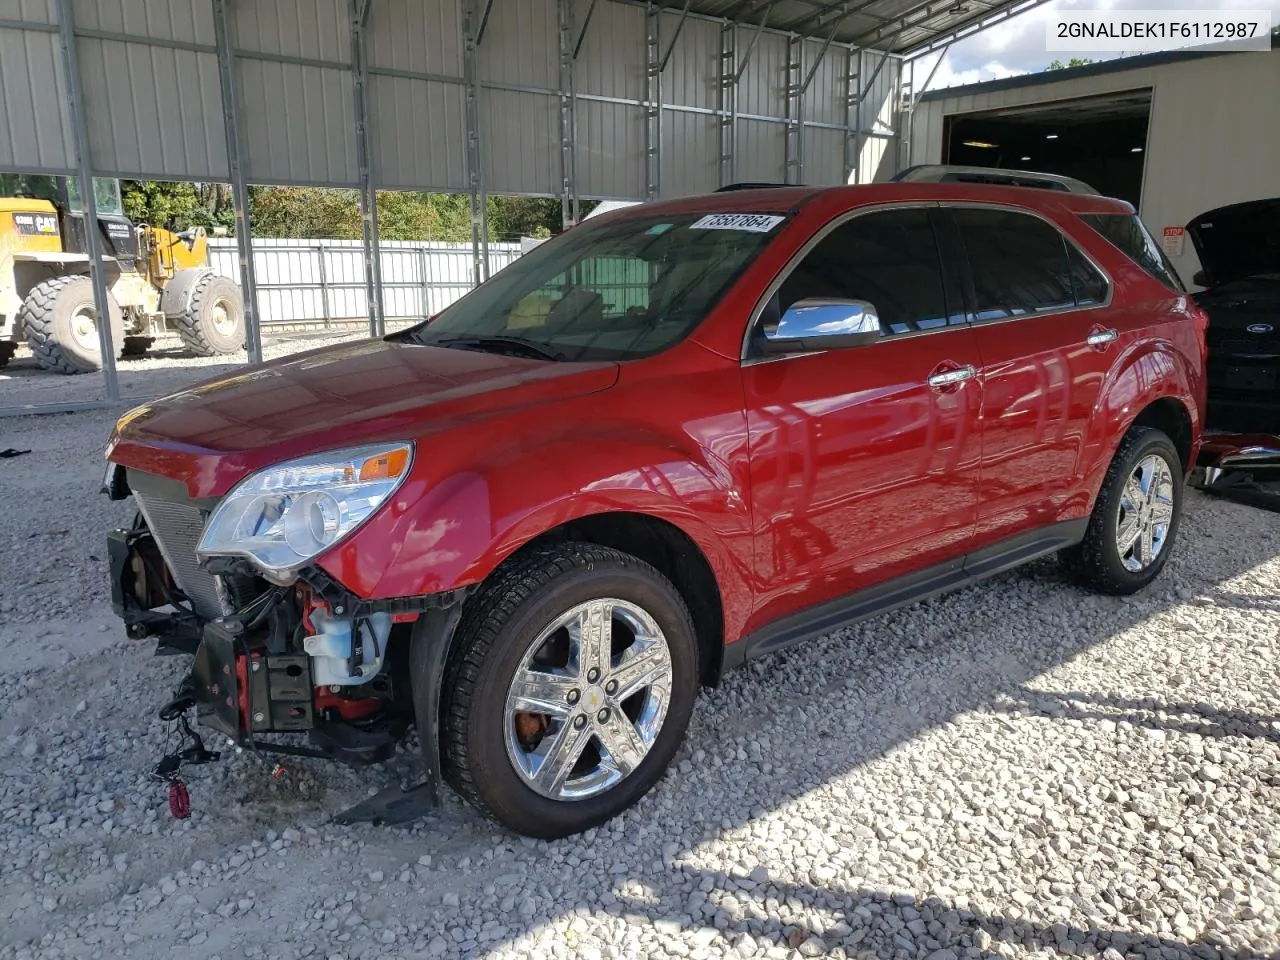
[0,410,1277,960]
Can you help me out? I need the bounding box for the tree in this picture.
[120,179,235,233]
[119,179,569,242]
[1046,58,1095,71]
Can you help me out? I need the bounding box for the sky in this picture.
[915,0,1280,90]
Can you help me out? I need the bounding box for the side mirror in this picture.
[1192,269,1209,288]
[762,298,883,354]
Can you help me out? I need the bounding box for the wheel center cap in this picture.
[583,685,606,711]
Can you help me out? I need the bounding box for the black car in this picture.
[1189,198,1280,434]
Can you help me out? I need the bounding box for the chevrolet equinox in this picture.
[105,182,1207,837]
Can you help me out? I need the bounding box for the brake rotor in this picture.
[513,712,549,749]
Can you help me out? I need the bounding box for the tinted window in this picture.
[1067,243,1108,306]
[953,208,1076,320]
[774,208,951,337]
[1082,213,1185,291]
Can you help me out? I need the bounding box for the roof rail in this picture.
[714,182,796,192]
[892,164,1100,195]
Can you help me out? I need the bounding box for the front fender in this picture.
[316,428,755,639]
[1071,339,1200,516]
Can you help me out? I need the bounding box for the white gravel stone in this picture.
[1,410,1278,960]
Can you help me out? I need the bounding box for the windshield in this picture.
[66,177,125,217]
[0,173,61,205]
[395,211,787,362]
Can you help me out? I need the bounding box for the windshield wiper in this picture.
[430,335,565,362]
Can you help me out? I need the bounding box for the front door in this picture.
[742,206,984,632]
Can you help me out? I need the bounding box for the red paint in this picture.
[168,780,191,820]
[313,687,383,722]
[107,183,1205,655]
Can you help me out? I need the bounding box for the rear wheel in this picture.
[1060,426,1183,595]
[176,274,244,356]
[439,543,698,838]
[20,275,125,374]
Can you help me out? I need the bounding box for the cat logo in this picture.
[11,212,58,236]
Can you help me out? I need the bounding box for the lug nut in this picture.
[597,708,610,723]
[573,715,587,729]
[586,668,600,683]
[605,680,618,695]
[567,689,580,705]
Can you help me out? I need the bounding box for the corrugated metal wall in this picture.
[909,50,1280,283]
[0,20,73,172]
[0,0,903,198]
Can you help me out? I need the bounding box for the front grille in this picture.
[133,488,230,621]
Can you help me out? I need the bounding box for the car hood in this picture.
[107,337,619,497]
[1187,197,1280,287]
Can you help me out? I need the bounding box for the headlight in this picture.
[197,442,413,583]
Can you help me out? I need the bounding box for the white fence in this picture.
[207,239,523,327]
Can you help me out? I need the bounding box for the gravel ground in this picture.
[0,331,366,410]
[1,408,1279,960]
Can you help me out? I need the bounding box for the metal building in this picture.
[907,41,1280,287]
[0,0,1047,415]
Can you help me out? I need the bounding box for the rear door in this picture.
[742,205,984,630]
[946,204,1117,549]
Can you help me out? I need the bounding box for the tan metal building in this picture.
[906,43,1280,287]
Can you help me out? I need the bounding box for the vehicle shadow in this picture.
[996,686,1280,745]
[610,872,1238,960]
[452,489,1280,957]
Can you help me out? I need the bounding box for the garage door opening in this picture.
[942,90,1151,206]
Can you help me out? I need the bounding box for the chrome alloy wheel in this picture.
[503,598,673,801]
[1116,453,1175,572]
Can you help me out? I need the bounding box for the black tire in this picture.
[439,542,698,839]
[19,275,125,375]
[1060,426,1184,595]
[175,274,244,356]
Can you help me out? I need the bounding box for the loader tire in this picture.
[20,276,125,375]
[176,274,244,356]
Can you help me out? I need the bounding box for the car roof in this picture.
[594,182,1135,221]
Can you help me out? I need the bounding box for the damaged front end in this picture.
[1194,433,1280,511]
[104,461,466,824]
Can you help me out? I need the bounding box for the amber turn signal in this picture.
[359,447,410,482]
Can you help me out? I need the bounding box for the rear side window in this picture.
[1081,213,1185,292]
[775,208,952,336]
[1067,243,1108,306]
[951,208,1078,319]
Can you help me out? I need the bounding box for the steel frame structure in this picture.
[0,0,1036,417]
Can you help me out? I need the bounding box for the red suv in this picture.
[105,182,1206,837]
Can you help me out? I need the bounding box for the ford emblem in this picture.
[1247,324,1273,334]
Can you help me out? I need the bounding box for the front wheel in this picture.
[1061,426,1183,595]
[20,275,125,374]
[439,543,698,838]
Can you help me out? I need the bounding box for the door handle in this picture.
[1087,328,1118,348]
[927,364,977,389]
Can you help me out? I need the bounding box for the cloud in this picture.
[918,0,1280,90]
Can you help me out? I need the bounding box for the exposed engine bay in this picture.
[105,465,465,824]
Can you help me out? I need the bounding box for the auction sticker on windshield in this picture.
[690,213,786,232]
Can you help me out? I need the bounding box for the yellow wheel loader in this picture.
[0,175,245,374]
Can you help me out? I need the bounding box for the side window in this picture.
[1081,213,1186,292]
[1067,243,1108,306]
[952,208,1076,320]
[774,208,951,337]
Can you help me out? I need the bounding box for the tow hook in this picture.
[152,688,220,819]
